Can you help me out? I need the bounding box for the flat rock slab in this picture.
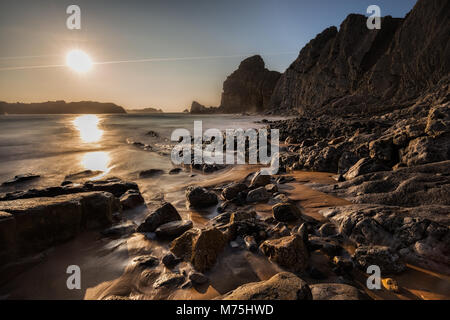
[0,191,120,265]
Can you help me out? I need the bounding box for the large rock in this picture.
[259,234,309,272]
[343,158,390,180]
[221,183,247,200]
[221,272,312,300]
[137,202,181,232]
[250,171,271,188]
[119,190,144,210]
[272,203,301,222]
[185,186,218,208]
[246,187,270,203]
[220,55,281,113]
[0,192,120,265]
[170,227,227,272]
[0,177,139,201]
[155,220,193,239]
[353,245,406,274]
[310,283,364,300]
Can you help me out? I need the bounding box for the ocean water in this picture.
[0,113,283,193]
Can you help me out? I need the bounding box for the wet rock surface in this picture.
[137,202,181,232]
[220,272,312,300]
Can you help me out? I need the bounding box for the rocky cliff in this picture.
[219,55,281,113]
[269,0,450,116]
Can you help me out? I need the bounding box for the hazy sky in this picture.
[0,0,416,111]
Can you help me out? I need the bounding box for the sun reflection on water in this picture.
[73,115,103,143]
[81,151,111,179]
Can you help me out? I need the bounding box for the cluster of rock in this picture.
[265,83,450,275]
[127,170,400,299]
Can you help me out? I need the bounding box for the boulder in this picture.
[119,190,144,210]
[170,227,227,272]
[221,183,247,200]
[250,172,271,188]
[137,202,181,232]
[353,245,406,274]
[0,192,120,265]
[246,187,270,203]
[155,220,193,238]
[272,203,301,222]
[189,272,209,285]
[310,283,364,300]
[185,186,218,208]
[221,272,312,300]
[343,158,390,180]
[259,234,309,272]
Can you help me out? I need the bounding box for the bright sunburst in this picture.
[66,49,93,73]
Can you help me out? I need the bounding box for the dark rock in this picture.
[139,169,164,178]
[353,245,406,274]
[133,255,159,268]
[185,186,218,208]
[221,272,312,300]
[310,283,364,300]
[162,252,181,268]
[2,174,40,186]
[343,158,390,180]
[155,220,193,239]
[169,168,182,175]
[272,203,301,222]
[153,272,185,289]
[246,187,270,203]
[170,227,227,272]
[250,171,271,188]
[137,202,181,232]
[189,272,209,285]
[318,223,338,237]
[119,189,145,210]
[221,183,247,200]
[259,234,309,272]
[0,192,120,265]
[265,184,278,193]
[146,130,159,137]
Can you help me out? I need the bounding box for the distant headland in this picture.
[0,100,126,114]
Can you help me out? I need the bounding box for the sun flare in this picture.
[66,49,93,73]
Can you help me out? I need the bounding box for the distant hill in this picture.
[0,101,126,114]
[127,107,163,113]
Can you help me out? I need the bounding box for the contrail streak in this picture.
[0,52,298,72]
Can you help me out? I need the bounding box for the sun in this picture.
[66,49,93,73]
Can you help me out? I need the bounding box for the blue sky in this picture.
[0,0,417,111]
